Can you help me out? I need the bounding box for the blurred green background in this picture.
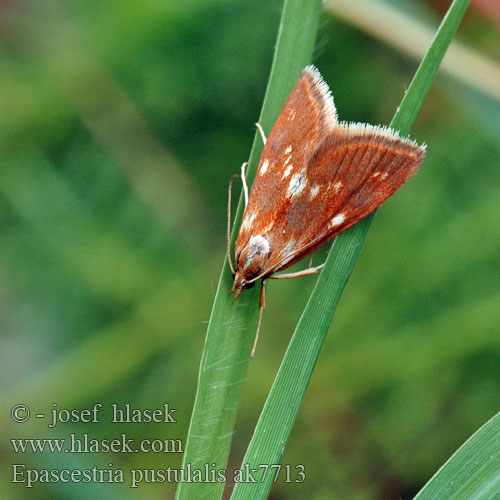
[1,0,499,499]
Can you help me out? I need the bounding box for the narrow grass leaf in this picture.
[414,411,500,500]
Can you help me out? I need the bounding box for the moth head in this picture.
[230,273,255,300]
[230,235,270,299]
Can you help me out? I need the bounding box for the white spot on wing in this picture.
[329,213,345,228]
[285,145,292,154]
[333,181,343,193]
[248,235,270,254]
[283,155,292,166]
[282,164,293,179]
[309,184,320,200]
[241,212,256,230]
[287,170,307,198]
[284,240,296,255]
[260,159,270,175]
[244,235,271,270]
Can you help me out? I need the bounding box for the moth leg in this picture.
[251,279,267,358]
[240,162,249,207]
[308,254,314,267]
[269,263,325,280]
[255,122,267,145]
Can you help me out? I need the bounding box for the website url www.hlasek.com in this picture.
[11,434,183,454]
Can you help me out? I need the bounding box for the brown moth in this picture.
[228,66,425,355]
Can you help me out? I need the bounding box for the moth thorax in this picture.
[237,234,270,281]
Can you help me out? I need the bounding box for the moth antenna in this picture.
[251,279,267,358]
[227,173,239,276]
[240,162,249,207]
[255,122,267,145]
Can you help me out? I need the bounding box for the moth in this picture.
[228,66,425,355]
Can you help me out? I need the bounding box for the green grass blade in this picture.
[414,411,500,500]
[174,1,322,499]
[230,1,471,499]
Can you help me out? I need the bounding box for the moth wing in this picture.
[235,66,337,260]
[265,123,426,272]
